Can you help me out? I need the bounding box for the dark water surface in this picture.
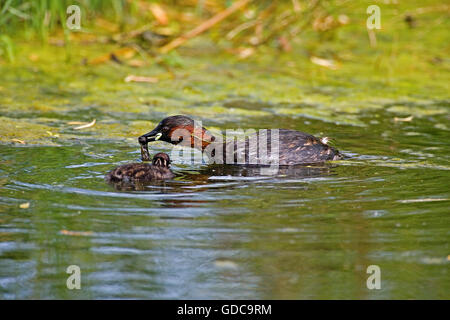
[0,108,448,299]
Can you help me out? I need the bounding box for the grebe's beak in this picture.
[138,130,162,144]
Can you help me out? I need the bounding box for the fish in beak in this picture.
[139,129,162,161]
[140,143,151,162]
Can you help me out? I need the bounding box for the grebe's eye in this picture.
[162,126,169,132]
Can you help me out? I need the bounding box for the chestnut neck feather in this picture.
[169,125,215,151]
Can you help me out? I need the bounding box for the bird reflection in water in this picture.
[107,162,336,192]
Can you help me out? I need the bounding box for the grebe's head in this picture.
[152,152,171,167]
[138,115,214,149]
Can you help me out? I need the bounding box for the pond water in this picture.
[0,43,449,299]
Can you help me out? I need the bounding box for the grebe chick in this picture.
[105,152,175,183]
